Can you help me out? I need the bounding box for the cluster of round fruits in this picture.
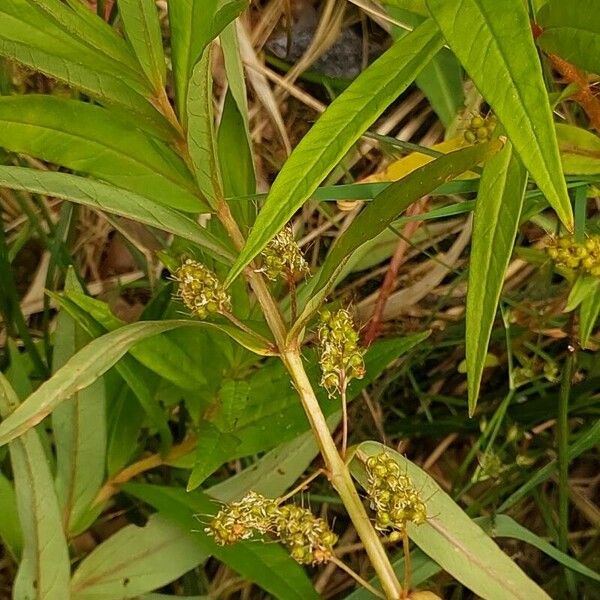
[260,225,310,281]
[173,259,231,318]
[317,309,366,397]
[365,452,427,533]
[206,491,338,565]
[546,234,600,277]
[463,113,497,144]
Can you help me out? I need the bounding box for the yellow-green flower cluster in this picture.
[317,309,365,397]
[260,226,310,281]
[365,452,427,533]
[205,492,338,565]
[273,504,338,565]
[206,491,278,545]
[546,234,600,276]
[173,259,231,318]
[463,113,497,144]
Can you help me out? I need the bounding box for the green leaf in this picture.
[188,47,223,208]
[466,140,528,414]
[70,514,205,599]
[478,515,600,583]
[579,280,600,347]
[0,1,172,137]
[292,141,503,338]
[351,441,552,600]
[565,274,599,312]
[124,483,320,600]
[0,166,233,262]
[169,0,248,119]
[52,268,106,534]
[225,20,443,285]
[0,472,22,561]
[427,0,573,230]
[0,374,71,600]
[118,0,166,90]
[536,0,600,76]
[556,123,600,175]
[0,320,275,447]
[0,95,203,212]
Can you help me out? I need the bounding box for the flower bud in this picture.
[260,226,310,281]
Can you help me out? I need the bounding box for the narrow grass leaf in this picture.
[351,441,552,600]
[225,19,443,285]
[0,167,231,261]
[0,374,71,600]
[466,140,527,414]
[118,0,166,90]
[291,141,502,338]
[124,483,320,600]
[0,96,202,212]
[427,0,573,230]
[579,280,600,347]
[71,514,205,599]
[52,269,106,535]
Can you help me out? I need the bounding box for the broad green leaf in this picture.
[466,140,527,414]
[537,0,600,76]
[0,374,71,600]
[125,483,320,600]
[291,141,503,338]
[52,269,106,534]
[0,166,233,262]
[0,472,21,560]
[579,280,600,347]
[71,514,205,599]
[118,0,166,90]
[351,441,552,600]
[169,0,248,119]
[556,123,600,175]
[427,0,574,230]
[188,47,223,208]
[25,0,142,78]
[225,20,443,285]
[0,319,274,447]
[0,95,203,212]
[0,1,172,137]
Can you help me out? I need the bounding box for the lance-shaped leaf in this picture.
[466,139,528,415]
[118,0,166,90]
[52,269,106,534]
[225,19,443,285]
[351,441,552,600]
[0,166,232,262]
[427,0,573,230]
[0,96,203,212]
[0,374,71,600]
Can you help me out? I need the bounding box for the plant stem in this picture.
[329,555,385,599]
[215,199,402,599]
[282,350,403,599]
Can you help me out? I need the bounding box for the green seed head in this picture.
[260,225,310,281]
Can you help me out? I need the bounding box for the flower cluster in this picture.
[546,234,600,276]
[317,309,365,397]
[206,491,278,545]
[172,259,231,318]
[463,113,497,144]
[260,226,310,281]
[365,452,427,533]
[205,491,338,565]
